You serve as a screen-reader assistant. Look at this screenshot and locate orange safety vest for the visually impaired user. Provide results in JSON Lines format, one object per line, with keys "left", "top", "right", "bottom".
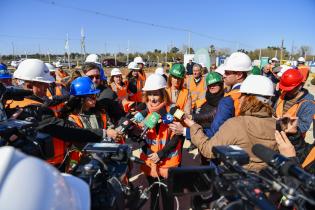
{"left": 111, "top": 81, "right": 129, "bottom": 101}
{"left": 298, "top": 65, "right": 310, "bottom": 82}
{"left": 186, "top": 76, "right": 207, "bottom": 109}
{"left": 224, "top": 88, "right": 241, "bottom": 116}
{"left": 129, "top": 77, "right": 145, "bottom": 103}
{"left": 302, "top": 146, "right": 315, "bottom": 169}
{"left": 56, "top": 69, "right": 68, "bottom": 81}
{"left": 46, "top": 83, "right": 65, "bottom": 117}
{"left": 166, "top": 88, "right": 189, "bottom": 110}
{"left": 6, "top": 98, "right": 67, "bottom": 166}
{"left": 275, "top": 94, "right": 309, "bottom": 118}
{"left": 140, "top": 110, "right": 181, "bottom": 178}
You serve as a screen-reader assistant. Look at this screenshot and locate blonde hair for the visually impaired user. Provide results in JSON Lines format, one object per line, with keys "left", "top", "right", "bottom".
{"left": 239, "top": 94, "right": 273, "bottom": 116}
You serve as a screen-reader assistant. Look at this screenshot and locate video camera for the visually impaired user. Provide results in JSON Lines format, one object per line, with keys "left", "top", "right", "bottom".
{"left": 0, "top": 119, "right": 54, "bottom": 160}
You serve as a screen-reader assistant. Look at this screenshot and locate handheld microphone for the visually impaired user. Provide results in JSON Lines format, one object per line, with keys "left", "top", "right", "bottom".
{"left": 162, "top": 113, "right": 174, "bottom": 124}
{"left": 252, "top": 144, "right": 315, "bottom": 188}
{"left": 140, "top": 112, "right": 161, "bottom": 138}
{"left": 169, "top": 106, "right": 185, "bottom": 121}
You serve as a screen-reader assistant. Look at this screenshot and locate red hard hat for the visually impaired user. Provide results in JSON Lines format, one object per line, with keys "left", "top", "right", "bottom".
{"left": 279, "top": 69, "right": 303, "bottom": 91}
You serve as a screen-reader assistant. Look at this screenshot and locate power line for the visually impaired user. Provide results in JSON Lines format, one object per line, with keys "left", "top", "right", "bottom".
{"left": 35, "top": 0, "right": 254, "bottom": 49}
{"left": 0, "top": 33, "right": 79, "bottom": 41}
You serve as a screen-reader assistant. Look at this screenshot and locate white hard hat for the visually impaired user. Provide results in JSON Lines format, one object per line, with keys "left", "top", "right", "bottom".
{"left": 224, "top": 52, "right": 252, "bottom": 72}
{"left": 13, "top": 59, "right": 55, "bottom": 83}
{"left": 128, "top": 61, "right": 140, "bottom": 70}
{"left": 45, "top": 63, "right": 56, "bottom": 72}
{"left": 240, "top": 75, "right": 274, "bottom": 97}
{"left": 0, "top": 146, "right": 90, "bottom": 210}
{"left": 142, "top": 73, "right": 167, "bottom": 91}
{"left": 85, "top": 54, "right": 100, "bottom": 64}
{"left": 134, "top": 56, "right": 145, "bottom": 65}
{"left": 55, "top": 61, "right": 63, "bottom": 68}
{"left": 155, "top": 67, "right": 164, "bottom": 75}
{"left": 215, "top": 64, "right": 225, "bottom": 76}
{"left": 277, "top": 65, "right": 291, "bottom": 77}
{"left": 297, "top": 57, "right": 305, "bottom": 63}
{"left": 271, "top": 57, "right": 279, "bottom": 62}
{"left": 111, "top": 68, "right": 122, "bottom": 76}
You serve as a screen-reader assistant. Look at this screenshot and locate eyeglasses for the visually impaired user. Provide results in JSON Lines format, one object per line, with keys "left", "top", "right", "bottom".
{"left": 88, "top": 75, "right": 100, "bottom": 80}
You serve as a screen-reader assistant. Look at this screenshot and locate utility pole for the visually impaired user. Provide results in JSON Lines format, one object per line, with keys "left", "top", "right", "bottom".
{"left": 280, "top": 38, "right": 284, "bottom": 62}
{"left": 259, "top": 48, "right": 262, "bottom": 60}
{"left": 80, "top": 27, "right": 86, "bottom": 63}
{"left": 39, "top": 44, "right": 41, "bottom": 60}
{"left": 126, "top": 40, "right": 130, "bottom": 64}
{"left": 165, "top": 45, "right": 168, "bottom": 62}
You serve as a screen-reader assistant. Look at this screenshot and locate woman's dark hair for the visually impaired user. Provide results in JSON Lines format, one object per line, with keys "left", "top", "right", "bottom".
{"left": 59, "top": 96, "right": 85, "bottom": 119}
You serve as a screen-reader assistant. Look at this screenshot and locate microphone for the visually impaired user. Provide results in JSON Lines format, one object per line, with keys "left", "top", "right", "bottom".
{"left": 140, "top": 112, "right": 161, "bottom": 139}
{"left": 169, "top": 106, "right": 185, "bottom": 121}
{"left": 162, "top": 113, "right": 174, "bottom": 124}
{"left": 252, "top": 144, "right": 315, "bottom": 188}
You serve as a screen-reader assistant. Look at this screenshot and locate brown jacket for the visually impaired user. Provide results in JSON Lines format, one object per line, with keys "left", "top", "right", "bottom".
{"left": 190, "top": 108, "right": 277, "bottom": 172}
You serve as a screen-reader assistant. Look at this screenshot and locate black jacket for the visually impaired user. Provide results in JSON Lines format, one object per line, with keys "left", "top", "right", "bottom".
{"left": 186, "top": 62, "right": 195, "bottom": 75}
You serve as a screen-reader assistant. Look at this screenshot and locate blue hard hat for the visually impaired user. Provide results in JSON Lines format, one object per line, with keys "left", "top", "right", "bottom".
{"left": 0, "top": 64, "right": 12, "bottom": 79}
{"left": 97, "top": 64, "right": 107, "bottom": 81}
{"left": 70, "top": 76, "right": 100, "bottom": 96}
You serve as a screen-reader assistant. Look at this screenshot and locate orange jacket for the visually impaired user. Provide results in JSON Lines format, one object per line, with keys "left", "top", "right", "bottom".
{"left": 129, "top": 77, "right": 145, "bottom": 103}
{"left": 166, "top": 88, "right": 189, "bottom": 110}
{"left": 46, "top": 83, "right": 65, "bottom": 117}
{"left": 6, "top": 98, "right": 67, "bottom": 166}
{"left": 186, "top": 76, "right": 207, "bottom": 109}
{"left": 224, "top": 88, "right": 241, "bottom": 116}
{"left": 302, "top": 146, "right": 315, "bottom": 169}
{"left": 140, "top": 111, "right": 181, "bottom": 178}
{"left": 110, "top": 81, "right": 129, "bottom": 101}
{"left": 298, "top": 65, "right": 310, "bottom": 83}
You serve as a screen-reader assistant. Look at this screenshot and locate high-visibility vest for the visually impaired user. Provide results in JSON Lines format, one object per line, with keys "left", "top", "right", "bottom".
{"left": 166, "top": 88, "right": 189, "bottom": 110}
{"left": 186, "top": 76, "right": 207, "bottom": 109}
{"left": 302, "top": 146, "right": 315, "bottom": 169}
{"left": 69, "top": 113, "right": 107, "bottom": 129}
{"left": 275, "top": 94, "right": 310, "bottom": 118}
{"left": 129, "top": 77, "right": 145, "bottom": 103}
{"left": 110, "top": 81, "right": 128, "bottom": 101}
{"left": 298, "top": 65, "right": 310, "bottom": 82}
{"left": 224, "top": 88, "right": 241, "bottom": 116}
{"left": 140, "top": 110, "right": 181, "bottom": 178}
{"left": 46, "top": 83, "right": 65, "bottom": 117}
{"left": 56, "top": 69, "right": 68, "bottom": 81}
{"left": 6, "top": 98, "right": 67, "bottom": 166}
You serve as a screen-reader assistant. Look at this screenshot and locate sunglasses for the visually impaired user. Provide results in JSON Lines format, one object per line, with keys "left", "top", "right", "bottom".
{"left": 88, "top": 75, "right": 100, "bottom": 80}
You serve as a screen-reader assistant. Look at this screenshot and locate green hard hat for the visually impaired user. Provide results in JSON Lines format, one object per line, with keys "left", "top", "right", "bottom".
{"left": 169, "top": 64, "right": 185, "bottom": 79}
{"left": 251, "top": 66, "right": 261, "bottom": 75}
{"left": 206, "top": 72, "right": 222, "bottom": 86}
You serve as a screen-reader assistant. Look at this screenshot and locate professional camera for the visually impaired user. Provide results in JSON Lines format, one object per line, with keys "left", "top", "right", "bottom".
{"left": 0, "top": 119, "right": 54, "bottom": 160}
{"left": 71, "top": 142, "right": 148, "bottom": 210}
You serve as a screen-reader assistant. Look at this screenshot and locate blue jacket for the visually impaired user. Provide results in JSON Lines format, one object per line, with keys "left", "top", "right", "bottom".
{"left": 186, "top": 95, "right": 235, "bottom": 139}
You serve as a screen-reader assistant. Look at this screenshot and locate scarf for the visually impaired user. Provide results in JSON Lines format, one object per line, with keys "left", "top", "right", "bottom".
{"left": 205, "top": 88, "right": 224, "bottom": 107}
{"left": 146, "top": 101, "right": 166, "bottom": 113}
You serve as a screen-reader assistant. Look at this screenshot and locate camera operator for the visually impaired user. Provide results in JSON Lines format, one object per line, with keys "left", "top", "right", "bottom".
{"left": 4, "top": 59, "right": 105, "bottom": 166}
{"left": 181, "top": 75, "right": 278, "bottom": 172}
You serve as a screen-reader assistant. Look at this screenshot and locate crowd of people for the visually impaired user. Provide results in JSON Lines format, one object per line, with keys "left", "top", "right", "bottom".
{"left": 0, "top": 51, "right": 314, "bottom": 209}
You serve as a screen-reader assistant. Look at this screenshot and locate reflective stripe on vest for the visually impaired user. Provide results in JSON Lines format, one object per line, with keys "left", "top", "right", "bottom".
{"left": 69, "top": 113, "right": 107, "bottom": 129}
{"left": 224, "top": 88, "right": 241, "bottom": 116}
{"left": 140, "top": 116, "right": 181, "bottom": 171}
{"left": 6, "top": 98, "right": 66, "bottom": 165}
{"left": 187, "top": 76, "right": 207, "bottom": 109}
{"left": 166, "top": 88, "right": 189, "bottom": 110}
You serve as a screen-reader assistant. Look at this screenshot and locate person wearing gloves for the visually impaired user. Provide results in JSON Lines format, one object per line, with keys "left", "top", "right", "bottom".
{"left": 181, "top": 75, "right": 278, "bottom": 172}
{"left": 127, "top": 61, "right": 145, "bottom": 103}
{"left": 139, "top": 73, "right": 182, "bottom": 210}
{"left": 109, "top": 68, "right": 128, "bottom": 101}
{"left": 166, "top": 64, "right": 191, "bottom": 115}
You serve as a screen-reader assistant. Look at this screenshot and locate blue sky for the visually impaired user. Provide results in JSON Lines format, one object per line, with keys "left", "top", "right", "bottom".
{"left": 1, "top": 0, "right": 314, "bottom": 55}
